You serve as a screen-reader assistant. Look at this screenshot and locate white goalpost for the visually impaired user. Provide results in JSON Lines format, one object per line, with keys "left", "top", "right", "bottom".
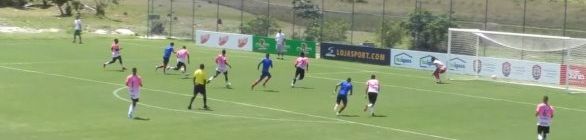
{"left": 447, "top": 28, "right": 586, "bottom": 92}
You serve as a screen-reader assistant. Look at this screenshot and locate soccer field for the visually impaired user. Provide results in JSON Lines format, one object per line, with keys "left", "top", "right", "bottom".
{"left": 1, "top": 36, "right": 585, "bottom": 140}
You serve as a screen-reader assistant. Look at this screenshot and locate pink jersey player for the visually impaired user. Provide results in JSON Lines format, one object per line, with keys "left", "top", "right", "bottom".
{"left": 295, "top": 57, "right": 309, "bottom": 70}
{"left": 125, "top": 72, "right": 143, "bottom": 99}
{"left": 535, "top": 96, "right": 554, "bottom": 140}
{"left": 364, "top": 75, "right": 380, "bottom": 116}
{"left": 125, "top": 68, "right": 142, "bottom": 119}
{"left": 536, "top": 102, "right": 554, "bottom": 126}
{"left": 366, "top": 79, "right": 380, "bottom": 93}
{"left": 215, "top": 54, "right": 228, "bottom": 72}
{"left": 177, "top": 48, "right": 189, "bottom": 63}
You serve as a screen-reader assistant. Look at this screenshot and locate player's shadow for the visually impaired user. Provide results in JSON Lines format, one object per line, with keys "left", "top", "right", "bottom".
{"left": 164, "top": 73, "right": 181, "bottom": 75}
{"left": 436, "top": 82, "right": 450, "bottom": 84}
{"left": 371, "top": 114, "right": 387, "bottom": 117}
{"left": 196, "top": 108, "right": 214, "bottom": 111}
{"left": 133, "top": 116, "right": 150, "bottom": 121}
{"left": 261, "top": 89, "right": 279, "bottom": 93}
{"left": 294, "top": 86, "right": 314, "bottom": 89}
{"left": 337, "top": 114, "right": 360, "bottom": 117}
{"left": 105, "top": 69, "right": 125, "bottom": 72}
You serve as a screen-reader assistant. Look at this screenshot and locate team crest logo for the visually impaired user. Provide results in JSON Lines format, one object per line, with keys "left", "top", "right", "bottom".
{"left": 473, "top": 59, "right": 482, "bottom": 74}
{"left": 502, "top": 62, "right": 511, "bottom": 77}
{"left": 218, "top": 35, "right": 229, "bottom": 46}
{"left": 393, "top": 53, "right": 412, "bottom": 65}
{"left": 200, "top": 34, "right": 210, "bottom": 44}
{"left": 238, "top": 37, "right": 248, "bottom": 48}
{"left": 532, "top": 65, "right": 542, "bottom": 80}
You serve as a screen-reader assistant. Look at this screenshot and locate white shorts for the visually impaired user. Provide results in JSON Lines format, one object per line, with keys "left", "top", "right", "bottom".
{"left": 216, "top": 67, "right": 228, "bottom": 73}
{"left": 128, "top": 89, "right": 140, "bottom": 99}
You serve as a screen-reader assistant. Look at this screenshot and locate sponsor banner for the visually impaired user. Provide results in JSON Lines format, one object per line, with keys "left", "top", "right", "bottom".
{"left": 390, "top": 49, "right": 449, "bottom": 70}
{"left": 195, "top": 30, "right": 253, "bottom": 51}
{"left": 477, "top": 57, "right": 561, "bottom": 85}
{"left": 252, "top": 36, "right": 317, "bottom": 58}
{"left": 390, "top": 49, "right": 561, "bottom": 85}
{"left": 560, "top": 65, "right": 586, "bottom": 87}
{"left": 320, "top": 43, "right": 390, "bottom": 65}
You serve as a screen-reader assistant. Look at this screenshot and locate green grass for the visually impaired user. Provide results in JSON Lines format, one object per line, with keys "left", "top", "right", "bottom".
{"left": 1, "top": 35, "right": 586, "bottom": 140}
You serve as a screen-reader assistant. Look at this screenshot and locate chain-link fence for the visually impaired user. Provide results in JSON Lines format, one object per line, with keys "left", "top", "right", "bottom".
{"left": 147, "top": 0, "right": 586, "bottom": 48}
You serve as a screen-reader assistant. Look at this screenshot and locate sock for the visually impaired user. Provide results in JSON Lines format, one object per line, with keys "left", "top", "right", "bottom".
{"left": 292, "top": 78, "right": 297, "bottom": 85}
{"left": 538, "top": 134, "right": 543, "bottom": 140}
{"left": 334, "top": 104, "right": 338, "bottom": 111}
{"left": 128, "top": 104, "right": 134, "bottom": 117}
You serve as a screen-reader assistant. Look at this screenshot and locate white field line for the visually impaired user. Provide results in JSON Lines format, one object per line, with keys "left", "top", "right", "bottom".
{"left": 0, "top": 65, "right": 457, "bottom": 140}
{"left": 307, "top": 75, "right": 586, "bottom": 113}
{"left": 112, "top": 87, "right": 343, "bottom": 124}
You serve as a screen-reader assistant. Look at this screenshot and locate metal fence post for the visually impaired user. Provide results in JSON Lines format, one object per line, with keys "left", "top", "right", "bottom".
{"left": 146, "top": 0, "right": 150, "bottom": 38}
{"left": 448, "top": 0, "right": 452, "bottom": 28}
{"left": 320, "top": 0, "right": 324, "bottom": 43}
{"left": 350, "top": 0, "right": 355, "bottom": 44}
{"left": 563, "top": 0, "right": 567, "bottom": 36}
{"left": 521, "top": 0, "right": 527, "bottom": 60}
{"left": 293, "top": 8, "right": 296, "bottom": 39}
{"left": 267, "top": 0, "right": 271, "bottom": 36}
{"left": 169, "top": 0, "right": 173, "bottom": 38}
{"left": 241, "top": 0, "right": 244, "bottom": 33}
{"left": 216, "top": 0, "right": 219, "bottom": 32}
{"left": 192, "top": 0, "right": 195, "bottom": 41}
{"left": 381, "top": 0, "right": 386, "bottom": 48}
{"left": 484, "top": 0, "right": 488, "bottom": 30}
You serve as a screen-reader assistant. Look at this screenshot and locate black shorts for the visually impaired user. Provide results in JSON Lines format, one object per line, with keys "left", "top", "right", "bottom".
{"left": 336, "top": 94, "right": 348, "bottom": 105}
{"left": 74, "top": 30, "right": 81, "bottom": 35}
{"left": 109, "top": 56, "right": 122, "bottom": 64}
{"left": 131, "top": 98, "right": 139, "bottom": 102}
{"left": 538, "top": 125, "right": 550, "bottom": 134}
{"left": 260, "top": 71, "right": 271, "bottom": 79}
{"left": 295, "top": 67, "right": 305, "bottom": 80}
{"left": 368, "top": 92, "right": 378, "bottom": 105}
{"left": 163, "top": 57, "right": 170, "bottom": 65}
{"left": 176, "top": 62, "right": 186, "bottom": 69}
{"left": 193, "top": 84, "right": 206, "bottom": 95}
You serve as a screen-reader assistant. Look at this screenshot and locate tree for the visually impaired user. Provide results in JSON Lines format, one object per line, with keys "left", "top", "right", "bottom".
{"left": 94, "top": 0, "right": 118, "bottom": 16}
{"left": 51, "top": 0, "right": 70, "bottom": 16}
{"left": 241, "top": 16, "right": 280, "bottom": 36}
{"left": 377, "top": 21, "right": 405, "bottom": 48}
{"left": 292, "top": 0, "right": 320, "bottom": 19}
{"left": 292, "top": 0, "right": 322, "bottom": 41}
{"left": 402, "top": 11, "right": 456, "bottom": 52}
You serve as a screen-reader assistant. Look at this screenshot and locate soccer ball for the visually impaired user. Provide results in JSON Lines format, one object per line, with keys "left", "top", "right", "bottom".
{"left": 491, "top": 75, "right": 497, "bottom": 80}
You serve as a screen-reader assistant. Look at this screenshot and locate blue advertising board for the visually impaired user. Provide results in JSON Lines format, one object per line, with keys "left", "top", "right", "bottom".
{"left": 320, "top": 43, "right": 391, "bottom": 65}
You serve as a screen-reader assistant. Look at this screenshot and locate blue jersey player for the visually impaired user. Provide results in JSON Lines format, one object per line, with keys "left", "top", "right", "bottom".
{"left": 251, "top": 53, "right": 273, "bottom": 90}
{"left": 333, "top": 78, "right": 353, "bottom": 116}
{"left": 155, "top": 42, "right": 175, "bottom": 74}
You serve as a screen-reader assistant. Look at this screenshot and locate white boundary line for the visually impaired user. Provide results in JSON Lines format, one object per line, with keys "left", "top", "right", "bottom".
{"left": 0, "top": 65, "right": 458, "bottom": 140}
{"left": 112, "top": 87, "right": 343, "bottom": 124}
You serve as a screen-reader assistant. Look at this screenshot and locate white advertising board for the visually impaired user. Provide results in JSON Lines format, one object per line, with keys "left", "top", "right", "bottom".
{"left": 195, "top": 30, "right": 253, "bottom": 51}
{"left": 390, "top": 49, "right": 449, "bottom": 71}
{"left": 390, "top": 49, "right": 561, "bottom": 85}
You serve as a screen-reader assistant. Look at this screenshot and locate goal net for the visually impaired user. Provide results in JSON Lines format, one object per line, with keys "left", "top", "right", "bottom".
{"left": 447, "top": 28, "right": 586, "bottom": 92}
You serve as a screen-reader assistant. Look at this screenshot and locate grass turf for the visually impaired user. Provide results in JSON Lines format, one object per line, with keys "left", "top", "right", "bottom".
{"left": 0, "top": 35, "right": 585, "bottom": 140}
